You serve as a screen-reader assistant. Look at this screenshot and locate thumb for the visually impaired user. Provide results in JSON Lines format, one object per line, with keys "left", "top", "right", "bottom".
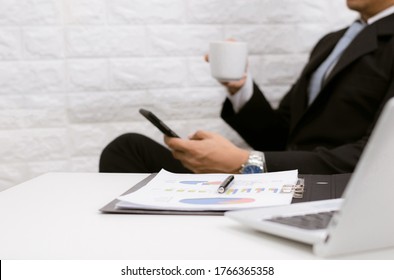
{"left": 189, "top": 130, "right": 212, "bottom": 140}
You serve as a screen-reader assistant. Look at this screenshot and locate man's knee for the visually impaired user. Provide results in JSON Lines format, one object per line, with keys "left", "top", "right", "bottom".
{"left": 99, "top": 133, "right": 146, "bottom": 171}
{"left": 104, "top": 133, "right": 148, "bottom": 150}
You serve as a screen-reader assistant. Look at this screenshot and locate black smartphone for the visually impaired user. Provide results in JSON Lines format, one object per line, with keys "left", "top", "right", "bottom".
{"left": 139, "top": 109, "right": 180, "bottom": 138}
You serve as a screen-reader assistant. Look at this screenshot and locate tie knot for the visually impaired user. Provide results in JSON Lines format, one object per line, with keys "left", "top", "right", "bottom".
{"left": 344, "top": 20, "right": 366, "bottom": 39}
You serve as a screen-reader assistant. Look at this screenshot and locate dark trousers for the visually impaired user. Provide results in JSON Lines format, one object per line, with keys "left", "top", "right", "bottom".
{"left": 99, "top": 133, "right": 191, "bottom": 173}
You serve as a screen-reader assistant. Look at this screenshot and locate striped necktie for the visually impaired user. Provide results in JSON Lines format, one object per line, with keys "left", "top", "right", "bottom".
{"left": 308, "top": 21, "right": 366, "bottom": 105}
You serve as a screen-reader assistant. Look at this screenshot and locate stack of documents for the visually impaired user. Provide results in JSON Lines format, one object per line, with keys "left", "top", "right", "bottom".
{"left": 116, "top": 169, "right": 298, "bottom": 212}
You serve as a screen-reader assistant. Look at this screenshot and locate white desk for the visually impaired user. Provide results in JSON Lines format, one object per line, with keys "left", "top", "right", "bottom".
{"left": 0, "top": 172, "right": 393, "bottom": 260}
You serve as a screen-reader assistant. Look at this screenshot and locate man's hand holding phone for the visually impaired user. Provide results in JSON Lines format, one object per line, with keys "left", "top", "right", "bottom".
{"left": 165, "top": 130, "right": 248, "bottom": 174}
{"left": 139, "top": 108, "right": 248, "bottom": 173}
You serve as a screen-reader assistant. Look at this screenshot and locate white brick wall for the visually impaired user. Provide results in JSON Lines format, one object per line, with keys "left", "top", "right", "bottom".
{"left": 0, "top": 0, "right": 356, "bottom": 191}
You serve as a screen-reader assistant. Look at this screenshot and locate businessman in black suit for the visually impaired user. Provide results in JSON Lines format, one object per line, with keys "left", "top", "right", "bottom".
{"left": 99, "top": 0, "right": 394, "bottom": 175}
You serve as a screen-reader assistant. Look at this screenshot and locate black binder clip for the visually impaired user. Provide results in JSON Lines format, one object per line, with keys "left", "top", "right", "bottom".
{"left": 280, "top": 178, "right": 304, "bottom": 198}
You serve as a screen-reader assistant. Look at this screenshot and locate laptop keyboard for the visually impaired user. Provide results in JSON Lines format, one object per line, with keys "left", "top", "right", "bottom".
{"left": 266, "top": 211, "right": 337, "bottom": 230}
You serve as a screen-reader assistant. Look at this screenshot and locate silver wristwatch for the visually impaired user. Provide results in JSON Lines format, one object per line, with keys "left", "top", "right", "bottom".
{"left": 240, "top": 151, "right": 267, "bottom": 174}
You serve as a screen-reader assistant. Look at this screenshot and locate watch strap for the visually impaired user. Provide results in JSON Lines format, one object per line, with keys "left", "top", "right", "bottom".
{"left": 240, "top": 151, "right": 267, "bottom": 173}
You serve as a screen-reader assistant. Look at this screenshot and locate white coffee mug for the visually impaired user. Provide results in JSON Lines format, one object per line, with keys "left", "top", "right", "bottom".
{"left": 209, "top": 41, "right": 248, "bottom": 81}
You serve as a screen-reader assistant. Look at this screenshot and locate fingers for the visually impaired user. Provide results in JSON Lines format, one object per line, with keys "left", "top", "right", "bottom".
{"left": 165, "top": 136, "right": 188, "bottom": 151}
{"left": 171, "top": 147, "right": 200, "bottom": 172}
{"left": 172, "top": 150, "right": 204, "bottom": 173}
{"left": 166, "top": 131, "right": 211, "bottom": 151}
{"left": 222, "top": 75, "right": 247, "bottom": 95}
{"left": 171, "top": 149, "right": 187, "bottom": 161}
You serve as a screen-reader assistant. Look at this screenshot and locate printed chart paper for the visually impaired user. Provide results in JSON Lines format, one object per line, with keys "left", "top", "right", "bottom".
{"left": 116, "top": 169, "right": 298, "bottom": 211}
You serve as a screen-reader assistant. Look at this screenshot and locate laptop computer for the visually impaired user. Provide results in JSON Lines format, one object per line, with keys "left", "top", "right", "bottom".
{"left": 226, "top": 97, "right": 394, "bottom": 257}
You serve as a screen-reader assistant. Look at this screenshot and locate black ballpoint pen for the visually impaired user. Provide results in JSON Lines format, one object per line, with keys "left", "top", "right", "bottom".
{"left": 217, "top": 175, "right": 235, "bottom": 194}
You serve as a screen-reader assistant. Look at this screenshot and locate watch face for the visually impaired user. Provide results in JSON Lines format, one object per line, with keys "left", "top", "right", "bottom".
{"left": 241, "top": 165, "right": 263, "bottom": 174}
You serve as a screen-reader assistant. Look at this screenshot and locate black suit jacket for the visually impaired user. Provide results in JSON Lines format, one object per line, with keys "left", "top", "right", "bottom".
{"left": 222, "top": 14, "right": 394, "bottom": 174}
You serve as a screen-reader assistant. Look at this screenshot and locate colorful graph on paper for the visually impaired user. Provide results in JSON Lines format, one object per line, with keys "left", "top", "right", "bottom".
{"left": 117, "top": 169, "right": 298, "bottom": 211}
{"left": 162, "top": 186, "right": 280, "bottom": 195}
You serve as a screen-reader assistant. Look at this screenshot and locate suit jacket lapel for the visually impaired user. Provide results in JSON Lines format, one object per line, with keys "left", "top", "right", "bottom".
{"left": 322, "top": 13, "right": 394, "bottom": 89}
{"left": 290, "top": 13, "right": 394, "bottom": 134}
{"left": 301, "top": 31, "right": 344, "bottom": 78}
{"left": 322, "top": 25, "right": 378, "bottom": 88}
